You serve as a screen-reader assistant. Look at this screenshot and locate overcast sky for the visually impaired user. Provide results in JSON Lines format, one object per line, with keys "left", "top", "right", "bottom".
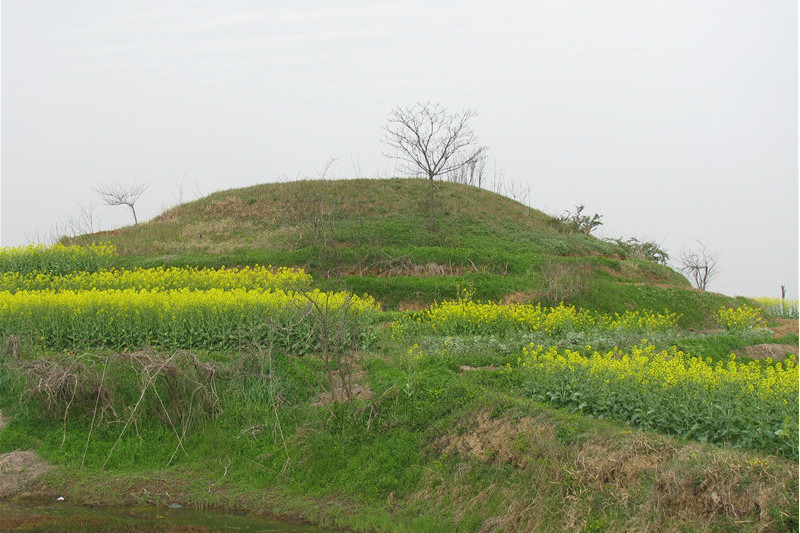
{"left": 2, "top": 0, "right": 797, "bottom": 298}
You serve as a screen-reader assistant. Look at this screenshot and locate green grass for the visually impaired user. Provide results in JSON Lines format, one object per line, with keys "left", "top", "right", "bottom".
{"left": 2, "top": 318, "right": 797, "bottom": 532}
{"left": 2, "top": 179, "right": 795, "bottom": 531}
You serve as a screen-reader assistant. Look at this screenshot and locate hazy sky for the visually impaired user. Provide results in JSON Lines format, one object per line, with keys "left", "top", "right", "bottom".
{"left": 2, "top": 0, "right": 797, "bottom": 298}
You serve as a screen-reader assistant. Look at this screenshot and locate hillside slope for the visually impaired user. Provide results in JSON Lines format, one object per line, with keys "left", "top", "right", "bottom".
{"left": 70, "top": 178, "right": 747, "bottom": 325}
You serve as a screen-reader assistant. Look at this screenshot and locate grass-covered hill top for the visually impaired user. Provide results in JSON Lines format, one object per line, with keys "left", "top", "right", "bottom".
{"left": 72, "top": 178, "right": 746, "bottom": 325}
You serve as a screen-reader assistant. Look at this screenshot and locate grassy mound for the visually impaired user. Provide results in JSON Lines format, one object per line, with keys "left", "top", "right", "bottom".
{"left": 1, "top": 241, "right": 796, "bottom": 532}
{"left": 67, "top": 178, "right": 746, "bottom": 326}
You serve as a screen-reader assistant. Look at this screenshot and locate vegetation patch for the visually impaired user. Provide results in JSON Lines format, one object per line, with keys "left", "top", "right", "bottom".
{"left": 520, "top": 343, "right": 798, "bottom": 457}
{"left": 2, "top": 187, "right": 797, "bottom": 532}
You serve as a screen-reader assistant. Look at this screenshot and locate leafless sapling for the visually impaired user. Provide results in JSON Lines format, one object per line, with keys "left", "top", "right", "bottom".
{"left": 382, "top": 102, "right": 486, "bottom": 233}
{"left": 94, "top": 182, "right": 148, "bottom": 225}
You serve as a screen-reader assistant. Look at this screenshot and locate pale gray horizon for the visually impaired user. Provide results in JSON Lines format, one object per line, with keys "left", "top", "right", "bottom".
{"left": 2, "top": 0, "right": 797, "bottom": 299}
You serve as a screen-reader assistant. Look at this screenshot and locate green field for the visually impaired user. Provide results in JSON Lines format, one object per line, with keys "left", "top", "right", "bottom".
{"left": 1, "top": 180, "right": 797, "bottom": 533}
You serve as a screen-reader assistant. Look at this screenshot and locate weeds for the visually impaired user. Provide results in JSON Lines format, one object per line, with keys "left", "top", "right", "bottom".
{"left": 7, "top": 349, "right": 221, "bottom": 468}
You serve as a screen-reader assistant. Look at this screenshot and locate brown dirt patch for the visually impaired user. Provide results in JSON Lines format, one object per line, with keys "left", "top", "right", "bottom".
{"left": 337, "top": 261, "right": 468, "bottom": 278}
{"left": 458, "top": 365, "right": 501, "bottom": 373}
{"left": 313, "top": 370, "right": 373, "bottom": 406}
{"left": 0, "top": 451, "right": 52, "bottom": 499}
{"left": 736, "top": 343, "right": 798, "bottom": 361}
{"left": 398, "top": 301, "right": 426, "bottom": 312}
{"left": 771, "top": 318, "right": 798, "bottom": 338}
{"left": 439, "top": 412, "right": 560, "bottom": 468}
{"left": 501, "top": 291, "right": 537, "bottom": 305}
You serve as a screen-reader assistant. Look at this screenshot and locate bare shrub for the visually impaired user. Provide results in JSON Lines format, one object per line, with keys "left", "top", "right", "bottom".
{"left": 286, "top": 180, "right": 343, "bottom": 272}
{"left": 303, "top": 293, "right": 364, "bottom": 408}
{"left": 62, "top": 203, "right": 99, "bottom": 239}
{"left": 446, "top": 149, "right": 488, "bottom": 188}
{"left": 677, "top": 240, "right": 719, "bottom": 291}
{"left": 18, "top": 354, "right": 108, "bottom": 419}
{"left": 539, "top": 262, "right": 591, "bottom": 305}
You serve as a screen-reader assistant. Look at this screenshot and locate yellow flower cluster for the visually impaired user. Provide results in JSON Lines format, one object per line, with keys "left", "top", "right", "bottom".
{"left": 0, "top": 243, "right": 117, "bottom": 274}
{"left": 522, "top": 343, "right": 797, "bottom": 402}
{"left": 0, "top": 286, "right": 377, "bottom": 350}
{"left": 752, "top": 297, "right": 799, "bottom": 319}
{"left": 714, "top": 305, "right": 767, "bottom": 332}
{"left": 394, "top": 299, "right": 678, "bottom": 338}
{"left": 0, "top": 265, "right": 311, "bottom": 293}
{"left": 0, "top": 260, "right": 378, "bottom": 351}
{"left": 520, "top": 343, "right": 798, "bottom": 456}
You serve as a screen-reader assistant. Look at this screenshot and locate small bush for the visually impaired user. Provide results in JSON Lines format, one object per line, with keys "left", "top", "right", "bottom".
{"left": 558, "top": 205, "right": 603, "bottom": 235}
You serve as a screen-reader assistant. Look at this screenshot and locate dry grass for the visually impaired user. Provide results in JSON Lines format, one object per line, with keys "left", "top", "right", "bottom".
{"left": 735, "top": 343, "right": 799, "bottom": 361}
{"left": 638, "top": 445, "right": 798, "bottom": 532}
{"left": 420, "top": 411, "right": 798, "bottom": 532}
{"left": 9, "top": 350, "right": 222, "bottom": 469}
{"left": 539, "top": 261, "right": 592, "bottom": 305}
{"left": 336, "top": 260, "right": 471, "bottom": 278}
{"left": 0, "top": 451, "right": 52, "bottom": 498}
{"left": 439, "top": 412, "right": 561, "bottom": 469}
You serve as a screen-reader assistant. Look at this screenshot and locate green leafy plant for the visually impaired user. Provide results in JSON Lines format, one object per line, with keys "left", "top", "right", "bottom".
{"left": 558, "top": 205, "right": 603, "bottom": 235}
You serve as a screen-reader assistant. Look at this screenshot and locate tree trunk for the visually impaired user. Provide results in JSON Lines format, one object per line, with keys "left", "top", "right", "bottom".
{"left": 428, "top": 175, "right": 435, "bottom": 233}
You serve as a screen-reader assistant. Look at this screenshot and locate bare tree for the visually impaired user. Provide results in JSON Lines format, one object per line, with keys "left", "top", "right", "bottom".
{"left": 94, "top": 182, "right": 148, "bottom": 225}
{"left": 677, "top": 240, "right": 719, "bottom": 291}
{"left": 382, "top": 102, "right": 486, "bottom": 233}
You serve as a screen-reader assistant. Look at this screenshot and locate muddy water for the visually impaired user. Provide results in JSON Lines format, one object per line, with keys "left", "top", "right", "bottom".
{"left": 0, "top": 499, "right": 338, "bottom": 532}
